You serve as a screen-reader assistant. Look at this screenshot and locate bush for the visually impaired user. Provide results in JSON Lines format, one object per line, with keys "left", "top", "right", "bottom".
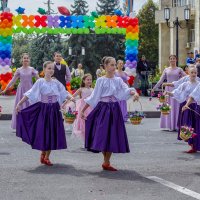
{"left": 70, "top": 77, "right": 81, "bottom": 90}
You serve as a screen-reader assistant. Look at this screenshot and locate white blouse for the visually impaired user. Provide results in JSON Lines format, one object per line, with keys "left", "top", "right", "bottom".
{"left": 190, "top": 83, "right": 200, "bottom": 105}
{"left": 85, "top": 77, "right": 136, "bottom": 108}
{"left": 172, "top": 81, "right": 199, "bottom": 103}
{"left": 24, "top": 78, "right": 70, "bottom": 105}
{"left": 172, "top": 76, "right": 200, "bottom": 89}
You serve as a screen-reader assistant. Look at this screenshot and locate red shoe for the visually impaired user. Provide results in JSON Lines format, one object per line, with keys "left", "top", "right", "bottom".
{"left": 185, "top": 149, "right": 197, "bottom": 153}
{"left": 102, "top": 163, "right": 117, "bottom": 171}
{"left": 40, "top": 153, "right": 45, "bottom": 164}
{"left": 44, "top": 158, "right": 53, "bottom": 166}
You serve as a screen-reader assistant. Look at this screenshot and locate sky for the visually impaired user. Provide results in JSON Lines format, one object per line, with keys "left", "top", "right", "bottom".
{"left": 7, "top": 0, "right": 158, "bottom": 15}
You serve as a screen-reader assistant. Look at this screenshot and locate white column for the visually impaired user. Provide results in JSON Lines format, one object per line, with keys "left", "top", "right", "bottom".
{"left": 159, "top": 23, "right": 162, "bottom": 69}
{"left": 170, "top": 22, "right": 174, "bottom": 54}
{"left": 195, "top": 0, "right": 200, "bottom": 48}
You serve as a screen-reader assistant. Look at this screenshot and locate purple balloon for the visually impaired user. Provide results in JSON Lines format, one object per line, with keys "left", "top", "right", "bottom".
{"left": 47, "top": 15, "right": 60, "bottom": 28}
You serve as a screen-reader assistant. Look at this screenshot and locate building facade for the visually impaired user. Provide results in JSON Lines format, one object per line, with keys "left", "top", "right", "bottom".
{"left": 155, "top": 0, "right": 200, "bottom": 69}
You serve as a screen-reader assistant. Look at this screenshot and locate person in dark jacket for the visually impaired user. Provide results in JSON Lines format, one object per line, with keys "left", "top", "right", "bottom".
{"left": 137, "top": 55, "right": 150, "bottom": 96}
{"left": 53, "top": 52, "right": 71, "bottom": 87}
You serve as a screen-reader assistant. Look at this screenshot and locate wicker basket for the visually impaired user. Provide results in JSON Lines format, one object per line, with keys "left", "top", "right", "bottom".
{"left": 159, "top": 97, "right": 166, "bottom": 103}
{"left": 161, "top": 110, "right": 170, "bottom": 115}
{"left": 180, "top": 131, "right": 192, "bottom": 141}
{"left": 128, "top": 100, "right": 143, "bottom": 125}
{"left": 130, "top": 118, "right": 142, "bottom": 125}
{"left": 64, "top": 116, "right": 76, "bottom": 124}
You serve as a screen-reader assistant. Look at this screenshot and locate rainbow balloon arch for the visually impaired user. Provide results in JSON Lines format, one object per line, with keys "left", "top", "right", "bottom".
{"left": 0, "top": 12, "right": 139, "bottom": 90}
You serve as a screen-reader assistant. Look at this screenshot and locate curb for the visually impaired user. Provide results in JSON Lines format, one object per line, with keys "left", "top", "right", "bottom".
{"left": 0, "top": 111, "right": 161, "bottom": 120}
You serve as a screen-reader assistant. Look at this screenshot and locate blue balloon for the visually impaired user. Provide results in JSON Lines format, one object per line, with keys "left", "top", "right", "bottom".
{"left": 15, "top": 7, "right": 25, "bottom": 14}
{"left": 114, "top": 10, "right": 123, "bottom": 16}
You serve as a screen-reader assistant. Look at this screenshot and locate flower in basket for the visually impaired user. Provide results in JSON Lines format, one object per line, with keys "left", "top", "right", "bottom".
{"left": 129, "top": 111, "right": 145, "bottom": 120}
{"left": 180, "top": 126, "right": 195, "bottom": 141}
{"left": 63, "top": 107, "right": 78, "bottom": 119}
{"left": 157, "top": 92, "right": 165, "bottom": 100}
{"left": 156, "top": 103, "right": 171, "bottom": 112}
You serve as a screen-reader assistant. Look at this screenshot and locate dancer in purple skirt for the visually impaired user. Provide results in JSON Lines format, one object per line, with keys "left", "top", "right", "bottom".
{"left": 0, "top": 53, "right": 39, "bottom": 129}
{"left": 16, "top": 61, "right": 74, "bottom": 166}
{"left": 81, "top": 57, "right": 139, "bottom": 171}
{"left": 115, "top": 60, "right": 129, "bottom": 122}
{"left": 152, "top": 55, "right": 186, "bottom": 131}
{"left": 182, "top": 81, "right": 200, "bottom": 153}
{"left": 165, "top": 66, "right": 199, "bottom": 152}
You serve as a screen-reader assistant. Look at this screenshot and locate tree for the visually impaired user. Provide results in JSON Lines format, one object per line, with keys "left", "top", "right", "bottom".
{"left": 12, "top": 34, "right": 32, "bottom": 68}
{"left": 67, "top": 0, "right": 100, "bottom": 76}
{"left": 95, "top": 0, "right": 125, "bottom": 61}
{"left": 96, "top": 0, "right": 120, "bottom": 15}
{"left": 137, "top": 0, "right": 159, "bottom": 64}
{"left": 70, "top": 0, "right": 89, "bottom": 15}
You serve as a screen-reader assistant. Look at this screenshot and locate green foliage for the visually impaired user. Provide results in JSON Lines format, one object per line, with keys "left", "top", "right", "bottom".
{"left": 137, "top": 0, "right": 159, "bottom": 64}
{"left": 70, "top": 0, "right": 89, "bottom": 15}
{"left": 95, "top": 0, "right": 125, "bottom": 63}
{"left": 96, "top": 0, "right": 120, "bottom": 15}
{"left": 149, "top": 65, "right": 161, "bottom": 83}
{"left": 70, "top": 77, "right": 82, "bottom": 89}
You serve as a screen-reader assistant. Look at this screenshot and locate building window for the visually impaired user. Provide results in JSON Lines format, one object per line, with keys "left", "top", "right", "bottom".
{"left": 190, "top": 29, "right": 195, "bottom": 43}
{"left": 173, "top": 0, "right": 195, "bottom": 7}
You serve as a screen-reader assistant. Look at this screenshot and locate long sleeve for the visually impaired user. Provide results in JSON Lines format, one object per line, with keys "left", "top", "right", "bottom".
{"left": 190, "top": 84, "right": 200, "bottom": 105}
{"left": 24, "top": 79, "right": 42, "bottom": 104}
{"left": 153, "top": 69, "right": 166, "bottom": 90}
{"left": 180, "top": 68, "right": 186, "bottom": 77}
{"left": 57, "top": 80, "right": 71, "bottom": 104}
{"left": 84, "top": 79, "right": 102, "bottom": 108}
{"left": 172, "top": 76, "right": 189, "bottom": 89}
{"left": 172, "top": 83, "right": 187, "bottom": 103}
{"left": 65, "top": 66, "right": 71, "bottom": 83}
{"left": 116, "top": 78, "right": 136, "bottom": 101}
{"left": 6, "top": 69, "right": 20, "bottom": 89}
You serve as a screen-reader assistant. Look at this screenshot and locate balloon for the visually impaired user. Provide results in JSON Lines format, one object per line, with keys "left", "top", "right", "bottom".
{"left": 58, "top": 6, "right": 70, "bottom": 16}
{"left": 106, "top": 15, "right": 118, "bottom": 28}
{"left": 12, "top": 15, "right": 22, "bottom": 27}
{"left": 15, "top": 7, "right": 25, "bottom": 14}
{"left": 37, "top": 8, "right": 47, "bottom": 15}
{"left": 71, "top": 16, "right": 84, "bottom": 28}
{"left": 114, "top": 10, "right": 123, "bottom": 16}
{"left": 91, "top": 11, "right": 98, "bottom": 18}
{"left": 95, "top": 16, "right": 106, "bottom": 28}
{"left": 59, "top": 16, "right": 71, "bottom": 28}
{"left": 22, "top": 15, "right": 35, "bottom": 27}
{"left": 117, "top": 16, "right": 128, "bottom": 28}
{"left": 47, "top": 15, "right": 59, "bottom": 28}
{"left": 83, "top": 16, "right": 95, "bottom": 28}
{"left": 35, "top": 15, "right": 47, "bottom": 27}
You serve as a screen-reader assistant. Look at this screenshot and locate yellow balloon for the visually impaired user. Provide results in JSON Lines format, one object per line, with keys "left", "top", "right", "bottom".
{"left": 61, "top": 59, "right": 68, "bottom": 66}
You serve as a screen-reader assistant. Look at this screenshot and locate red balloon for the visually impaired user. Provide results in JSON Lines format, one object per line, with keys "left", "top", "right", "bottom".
{"left": 58, "top": 6, "right": 70, "bottom": 16}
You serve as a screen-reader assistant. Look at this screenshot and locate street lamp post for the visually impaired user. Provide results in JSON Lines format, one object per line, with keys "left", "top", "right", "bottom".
{"left": 68, "top": 47, "right": 86, "bottom": 67}
{"left": 164, "top": 6, "right": 190, "bottom": 66}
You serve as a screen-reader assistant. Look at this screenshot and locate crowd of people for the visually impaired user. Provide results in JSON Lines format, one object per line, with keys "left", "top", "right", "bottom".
{"left": 2, "top": 51, "right": 200, "bottom": 170}
{"left": 0, "top": 53, "right": 139, "bottom": 171}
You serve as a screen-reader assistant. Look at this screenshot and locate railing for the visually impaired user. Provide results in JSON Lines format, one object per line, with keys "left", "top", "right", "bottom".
{"left": 173, "top": 0, "right": 195, "bottom": 8}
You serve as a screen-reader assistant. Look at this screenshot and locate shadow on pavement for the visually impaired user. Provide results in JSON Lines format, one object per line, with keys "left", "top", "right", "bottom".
{"left": 25, "top": 164, "right": 155, "bottom": 183}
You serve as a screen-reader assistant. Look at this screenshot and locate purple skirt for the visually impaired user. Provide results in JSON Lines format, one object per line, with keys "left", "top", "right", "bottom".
{"left": 16, "top": 102, "right": 67, "bottom": 151}
{"left": 118, "top": 100, "right": 128, "bottom": 122}
{"left": 177, "top": 102, "right": 197, "bottom": 140}
{"left": 85, "top": 101, "right": 130, "bottom": 153}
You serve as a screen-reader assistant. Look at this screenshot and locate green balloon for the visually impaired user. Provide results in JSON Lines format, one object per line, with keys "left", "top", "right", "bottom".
{"left": 37, "top": 8, "right": 47, "bottom": 15}
{"left": 84, "top": 28, "right": 89, "bottom": 34}
{"left": 40, "top": 28, "right": 47, "bottom": 34}
{"left": 72, "top": 28, "right": 78, "bottom": 34}
{"left": 91, "top": 11, "right": 98, "bottom": 18}
{"left": 77, "top": 28, "right": 83, "bottom": 34}
{"left": 95, "top": 28, "right": 100, "bottom": 34}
